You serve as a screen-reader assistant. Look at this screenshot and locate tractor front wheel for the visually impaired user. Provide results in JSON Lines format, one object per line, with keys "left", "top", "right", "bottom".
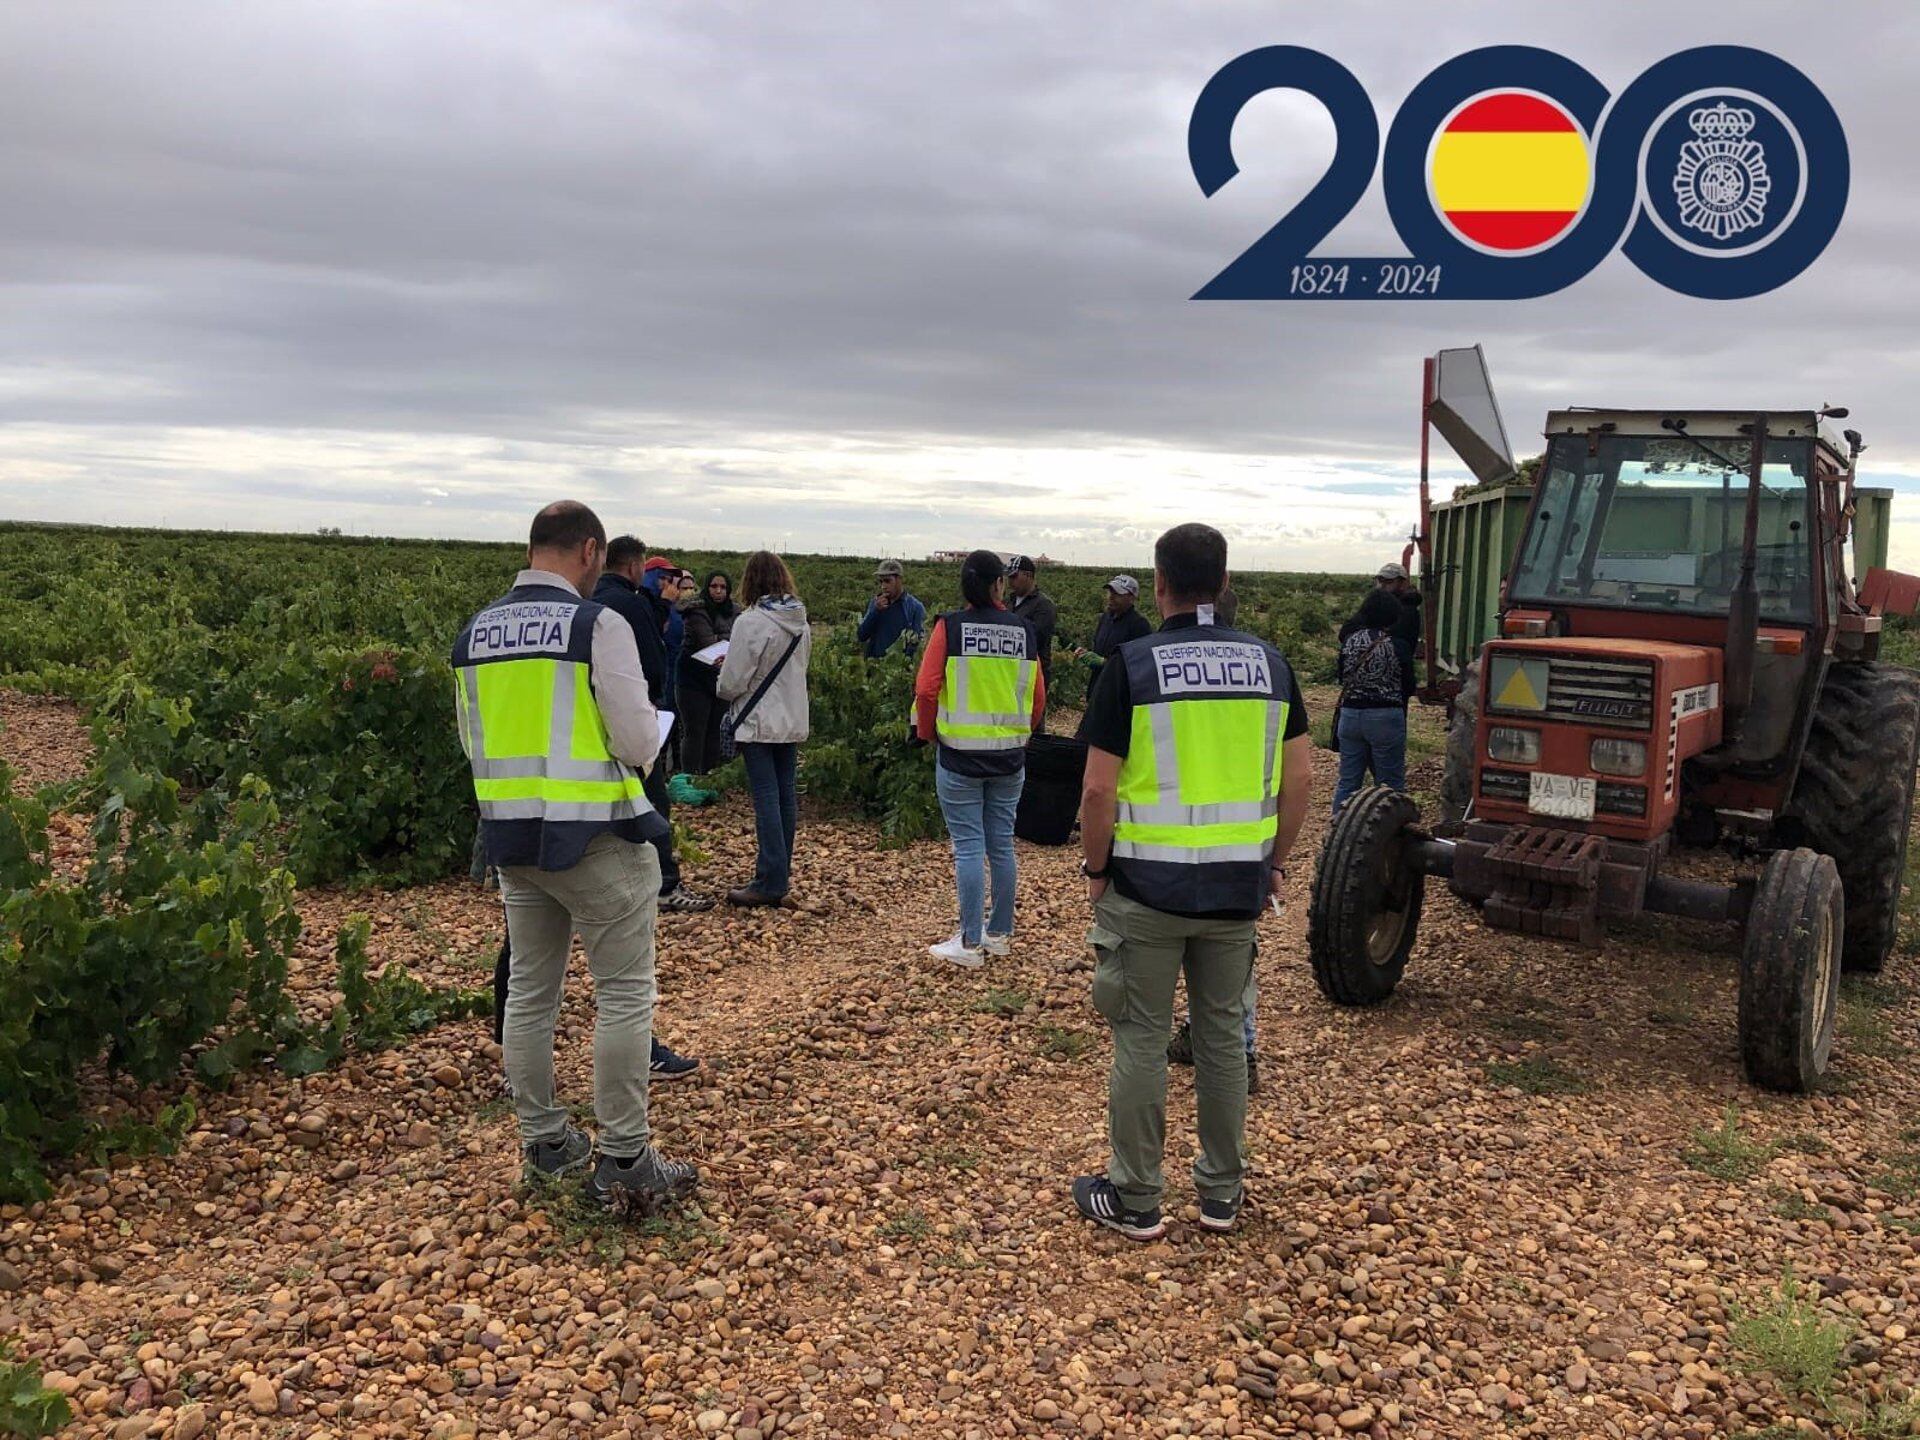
{"left": 1308, "top": 786, "right": 1426, "bottom": 1006}
{"left": 1738, "top": 847, "right": 1843, "bottom": 1094}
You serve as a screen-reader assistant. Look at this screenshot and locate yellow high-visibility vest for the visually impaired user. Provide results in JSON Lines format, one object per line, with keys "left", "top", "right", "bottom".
{"left": 1109, "top": 621, "right": 1289, "bottom": 914}
{"left": 452, "top": 582, "right": 654, "bottom": 869}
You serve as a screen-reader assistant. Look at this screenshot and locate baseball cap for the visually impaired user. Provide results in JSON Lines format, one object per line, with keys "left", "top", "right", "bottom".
{"left": 1106, "top": 574, "right": 1140, "bottom": 597}
{"left": 1005, "top": 554, "right": 1036, "bottom": 575}
{"left": 644, "top": 556, "right": 677, "bottom": 573}
{"left": 874, "top": 559, "right": 904, "bottom": 579}
{"left": 1376, "top": 562, "right": 1408, "bottom": 582}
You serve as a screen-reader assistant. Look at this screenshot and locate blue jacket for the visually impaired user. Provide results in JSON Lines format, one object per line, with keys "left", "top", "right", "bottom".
{"left": 639, "top": 571, "right": 685, "bottom": 706}
{"left": 857, "top": 592, "right": 926, "bottom": 658}
{"left": 591, "top": 572, "right": 670, "bottom": 707}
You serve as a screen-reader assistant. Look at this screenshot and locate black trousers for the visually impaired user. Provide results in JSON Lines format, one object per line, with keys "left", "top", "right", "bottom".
{"left": 643, "top": 762, "right": 681, "bottom": 894}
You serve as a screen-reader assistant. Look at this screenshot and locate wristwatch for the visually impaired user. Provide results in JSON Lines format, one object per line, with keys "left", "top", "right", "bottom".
{"left": 1080, "top": 858, "right": 1110, "bottom": 881}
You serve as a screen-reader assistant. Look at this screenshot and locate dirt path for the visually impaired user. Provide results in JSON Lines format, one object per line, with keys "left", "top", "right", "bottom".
{"left": 3, "top": 699, "right": 1918, "bottom": 1439}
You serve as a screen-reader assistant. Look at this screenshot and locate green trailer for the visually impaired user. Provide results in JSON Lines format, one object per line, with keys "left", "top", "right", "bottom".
{"left": 1420, "top": 482, "right": 1894, "bottom": 682}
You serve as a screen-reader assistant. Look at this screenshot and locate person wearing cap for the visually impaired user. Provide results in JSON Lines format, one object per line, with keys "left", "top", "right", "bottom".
{"left": 1073, "top": 575, "right": 1151, "bottom": 668}
{"left": 1375, "top": 562, "right": 1423, "bottom": 648}
{"left": 1005, "top": 555, "right": 1057, "bottom": 719}
{"left": 593, "top": 542, "right": 717, "bottom": 932}
{"left": 641, "top": 558, "right": 690, "bottom": 724}
{"left": 857, "top": 559, "right": 927, "bottom": 659}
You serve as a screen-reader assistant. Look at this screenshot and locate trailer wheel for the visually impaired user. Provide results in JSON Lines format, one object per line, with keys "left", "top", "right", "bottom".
{"left": 1782, "top": 661, "right": 1920, "bottom": 973}
{"left": 1438, "top": 662, "right": 1480, "bottom": 827}
{"left": 1739, "top": 847, "right": 1843, "bottom": 1094}
{"left": 1309, "top": 786, "right": 1425, "bottom": 1006}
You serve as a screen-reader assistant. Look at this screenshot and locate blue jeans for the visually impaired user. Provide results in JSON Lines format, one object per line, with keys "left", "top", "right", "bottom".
{"left": 1334, "top": 706, "right": 1408, "bottom": 814}
{"left": 935, "top": 764, "right": 1024, "bottom": 947}
{"left": 740, "top": 742, "right": 798, "bottom": 897}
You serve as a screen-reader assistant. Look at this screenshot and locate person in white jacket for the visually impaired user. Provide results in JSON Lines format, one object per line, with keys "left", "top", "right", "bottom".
{"left": 716, "top": 551, "right": 812, "bottom": 905}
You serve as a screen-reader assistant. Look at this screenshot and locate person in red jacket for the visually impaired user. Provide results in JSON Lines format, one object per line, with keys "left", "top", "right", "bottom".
{"left": 913, "top": 551, "right": 1047, "bottom": 967}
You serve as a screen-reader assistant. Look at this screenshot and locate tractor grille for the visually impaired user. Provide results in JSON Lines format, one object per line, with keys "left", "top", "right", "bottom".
{"left": 1543, "top": 657, "right": 1655, "bottom": 730}
{"left": 1480, "top": 768, "right": 1529, "bottom": 802}
{"left": 1595, "top": 781, "right": 1647, "bottom": 817}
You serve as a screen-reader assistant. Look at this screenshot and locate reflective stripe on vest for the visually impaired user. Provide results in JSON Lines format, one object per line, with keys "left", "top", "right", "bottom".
{"left": 935, "top": 615, "right": 1034, "bottom": 752}
{"left": 453, "top": 608, "right": 651, "bottom": 826}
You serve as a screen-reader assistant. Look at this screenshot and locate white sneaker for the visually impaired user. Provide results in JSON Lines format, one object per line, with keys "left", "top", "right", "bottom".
{"left": 983, "top": 933, "right": 1012, "bottom": 957}
{"left": 929, "top": 933, "right": 985, "bottom": 968}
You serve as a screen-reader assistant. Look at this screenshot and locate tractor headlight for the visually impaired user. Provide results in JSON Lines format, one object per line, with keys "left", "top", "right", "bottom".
{"left": 1487, "top": 726, "right": 1541, "bottom": 765}
{"left": 1590, "top": 737, "right": 1647, "bottom": 777}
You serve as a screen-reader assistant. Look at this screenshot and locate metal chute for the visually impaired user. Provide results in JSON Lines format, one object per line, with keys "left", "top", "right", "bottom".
{"left": 1428, "top": 345, "right": 1516, "bottom": 487}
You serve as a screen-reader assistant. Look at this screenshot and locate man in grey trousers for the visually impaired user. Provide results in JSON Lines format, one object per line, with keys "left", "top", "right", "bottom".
{"left": 451, "top": 500, "right": 697, "bottom": 1212}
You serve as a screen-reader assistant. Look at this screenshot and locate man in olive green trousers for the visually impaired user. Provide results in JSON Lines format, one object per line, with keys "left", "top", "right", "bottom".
{"left": 1071, "top": 523, "right": 1314, "bottom": 1241}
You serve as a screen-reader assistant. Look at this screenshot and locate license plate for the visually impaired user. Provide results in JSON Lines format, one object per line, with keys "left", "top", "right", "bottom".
{"left": 1528, "top": 772, "right": 1596, "bottom": 820}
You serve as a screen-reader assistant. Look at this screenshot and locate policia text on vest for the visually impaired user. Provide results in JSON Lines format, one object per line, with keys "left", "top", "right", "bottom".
{"left": 934, "top": 609, "right": 1040, "bottom": 773}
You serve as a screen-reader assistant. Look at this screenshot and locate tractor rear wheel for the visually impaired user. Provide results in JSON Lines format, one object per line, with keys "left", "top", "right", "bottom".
{"left": 1308, "top": 786, "right": 1425, "bottom": 1006}
{"left": 1782, "top": 661, "right": 1920, "bottom": 973}
{"left": 1438, "top": 662, "right": 1479, "bottom": 826}
{"left": 1739, "top": 847, "right": 1842, "bottom": 1093}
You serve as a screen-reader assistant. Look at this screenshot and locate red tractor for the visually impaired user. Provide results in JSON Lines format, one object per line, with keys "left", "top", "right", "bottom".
{"left": 1309, "top": 365, "right": 1920, "bottom": 1092}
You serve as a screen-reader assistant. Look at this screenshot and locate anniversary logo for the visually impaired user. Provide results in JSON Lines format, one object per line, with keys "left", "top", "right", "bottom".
{"left": 1190, "top": 44, "right": 1848, "bottom": 300}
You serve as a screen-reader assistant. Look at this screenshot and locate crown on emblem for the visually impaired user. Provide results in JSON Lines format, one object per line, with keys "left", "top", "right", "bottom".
{"left": 1689, "top": 101, "right": 1756, "bottom": 139}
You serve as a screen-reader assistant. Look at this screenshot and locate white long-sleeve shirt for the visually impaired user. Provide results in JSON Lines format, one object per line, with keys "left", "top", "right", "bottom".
{"left": 514, "top": 568, "right": 660, "bottom": 774}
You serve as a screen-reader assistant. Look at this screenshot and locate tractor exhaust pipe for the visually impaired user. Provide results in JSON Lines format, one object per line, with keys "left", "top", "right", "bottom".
{"left": 1721, "top": 414, "right": 1768, "bottom": 746}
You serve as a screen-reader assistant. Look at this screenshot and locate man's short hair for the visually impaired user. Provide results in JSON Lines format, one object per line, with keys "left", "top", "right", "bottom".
{"left": 530, "top": 500, "right": 607, "bottom": 555}
{"left": 1153, "top": 523, "right": 1227, "bottom": 603}
{"left": 605, "top": 534, "right": 646, "bottom": 569}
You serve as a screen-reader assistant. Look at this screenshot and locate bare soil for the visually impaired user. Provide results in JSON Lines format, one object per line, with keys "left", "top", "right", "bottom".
{"left": 3, "top": 695, "right": 1918, "bottom": 1440}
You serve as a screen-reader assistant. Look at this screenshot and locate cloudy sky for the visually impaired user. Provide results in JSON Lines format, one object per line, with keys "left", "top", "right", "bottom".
{"left": 2, "top": 0, "right": 1917, "bottom": 571}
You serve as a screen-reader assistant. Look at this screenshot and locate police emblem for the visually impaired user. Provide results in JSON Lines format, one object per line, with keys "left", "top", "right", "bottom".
{"left": 1671, "top": 101, "right": 1771, "bottom": 240}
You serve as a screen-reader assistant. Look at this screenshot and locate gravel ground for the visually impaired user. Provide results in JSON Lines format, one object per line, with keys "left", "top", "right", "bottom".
{"left": 3, "top": 693, "right": 1918, "bottom": 1439}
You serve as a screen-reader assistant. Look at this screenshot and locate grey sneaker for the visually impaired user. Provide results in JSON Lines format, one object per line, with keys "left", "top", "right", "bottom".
{"left": 583, "top": 1146, "right": 699, "bottom": 1215}
{"left": 522, "top": 1123, "right": 592, "bottom": 1178}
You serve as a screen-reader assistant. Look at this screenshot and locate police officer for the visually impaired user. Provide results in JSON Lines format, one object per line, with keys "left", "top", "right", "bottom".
{"left": 453, "top": 500, "right": 697, "bottom": 1212}
{"left": 1072, "top": 523, "right": 1313, "bottom": 1240}
{"left": 913, "top": 549, "right": 1046, "bottom": 966}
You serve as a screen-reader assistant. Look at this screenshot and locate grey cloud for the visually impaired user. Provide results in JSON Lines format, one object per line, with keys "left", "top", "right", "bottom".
{"left": 0, "top": 0, "right": 1916, "bottom": 567}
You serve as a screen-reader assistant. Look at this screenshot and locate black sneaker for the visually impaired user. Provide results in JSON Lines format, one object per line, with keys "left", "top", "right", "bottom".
{"left": 1167, "top": 1020, "right": 1194, "bottom": 1067}
{"left": 584, "top": 1147, "right": 699, "bottom": 1215}
{"left": 660, "top": 886, "right": 717, "bottom": 914}
{"left": 1247, "top": 1051, "right": 1261, "bottom": 1097}
{"left": 1072, "top": 1175, "right": 1166, "bottom": 1241}
{"left": 522, "top": 1123, "right": 592, "bottom": 1179}
{"left": 650, "top": 1037, "right": 702, "bottom": 1083}
{"left": 1200, "top": 1187, "right": 1244, "bottom": 1233}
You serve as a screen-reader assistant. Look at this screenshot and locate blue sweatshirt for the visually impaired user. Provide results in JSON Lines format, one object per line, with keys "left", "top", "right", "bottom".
{"left": 640, "top": 571, "right": 684, "bottom": 707}
{"left": 857, "top": 592, "right": 926, "bottom": 658}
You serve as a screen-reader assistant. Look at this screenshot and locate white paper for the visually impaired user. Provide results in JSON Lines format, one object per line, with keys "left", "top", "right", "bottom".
{"left": 691, "top": 640, "right": 729, "bottom": 666}
{"left": 656, "top": 710, "right": 676, "bottom": 749}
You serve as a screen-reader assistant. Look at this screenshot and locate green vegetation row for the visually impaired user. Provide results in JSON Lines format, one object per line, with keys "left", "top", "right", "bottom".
{"left": 0, "top": 521, "right": 1376, "bottom": 873}
{"left": 0, "top": 698, "right": 488, "bottom": 1200}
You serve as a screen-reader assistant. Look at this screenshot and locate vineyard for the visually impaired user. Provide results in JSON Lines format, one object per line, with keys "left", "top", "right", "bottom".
{"left": 0, "top": 521, "right": 1376, "bottom": 1199}
{"left": 4, "top": 521, "right": 1920, "bottom": 1440}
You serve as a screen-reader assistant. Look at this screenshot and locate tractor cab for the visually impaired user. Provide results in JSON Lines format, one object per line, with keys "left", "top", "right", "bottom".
{"left": 1307, "top": 354, "right": 1920, "bottom": 1096}
{"left": 1478, "top": 411, "right": 1850, "bottom": 839}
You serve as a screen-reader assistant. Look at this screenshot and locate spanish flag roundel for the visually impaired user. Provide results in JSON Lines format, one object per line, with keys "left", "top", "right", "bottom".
{"left": 1429, "top": 92, "right": 1591, "bottom": 252}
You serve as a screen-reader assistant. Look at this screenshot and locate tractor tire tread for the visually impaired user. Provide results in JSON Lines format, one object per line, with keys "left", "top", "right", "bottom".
{"left": 1783, "top": 661, "right": 1920, "bottom": 973}
{"left": 1308, "top": 785, "right": 1424, "bottom": 1007}
{"left": 1738, "top": 847, "right": 1842, "bottom": 1093}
